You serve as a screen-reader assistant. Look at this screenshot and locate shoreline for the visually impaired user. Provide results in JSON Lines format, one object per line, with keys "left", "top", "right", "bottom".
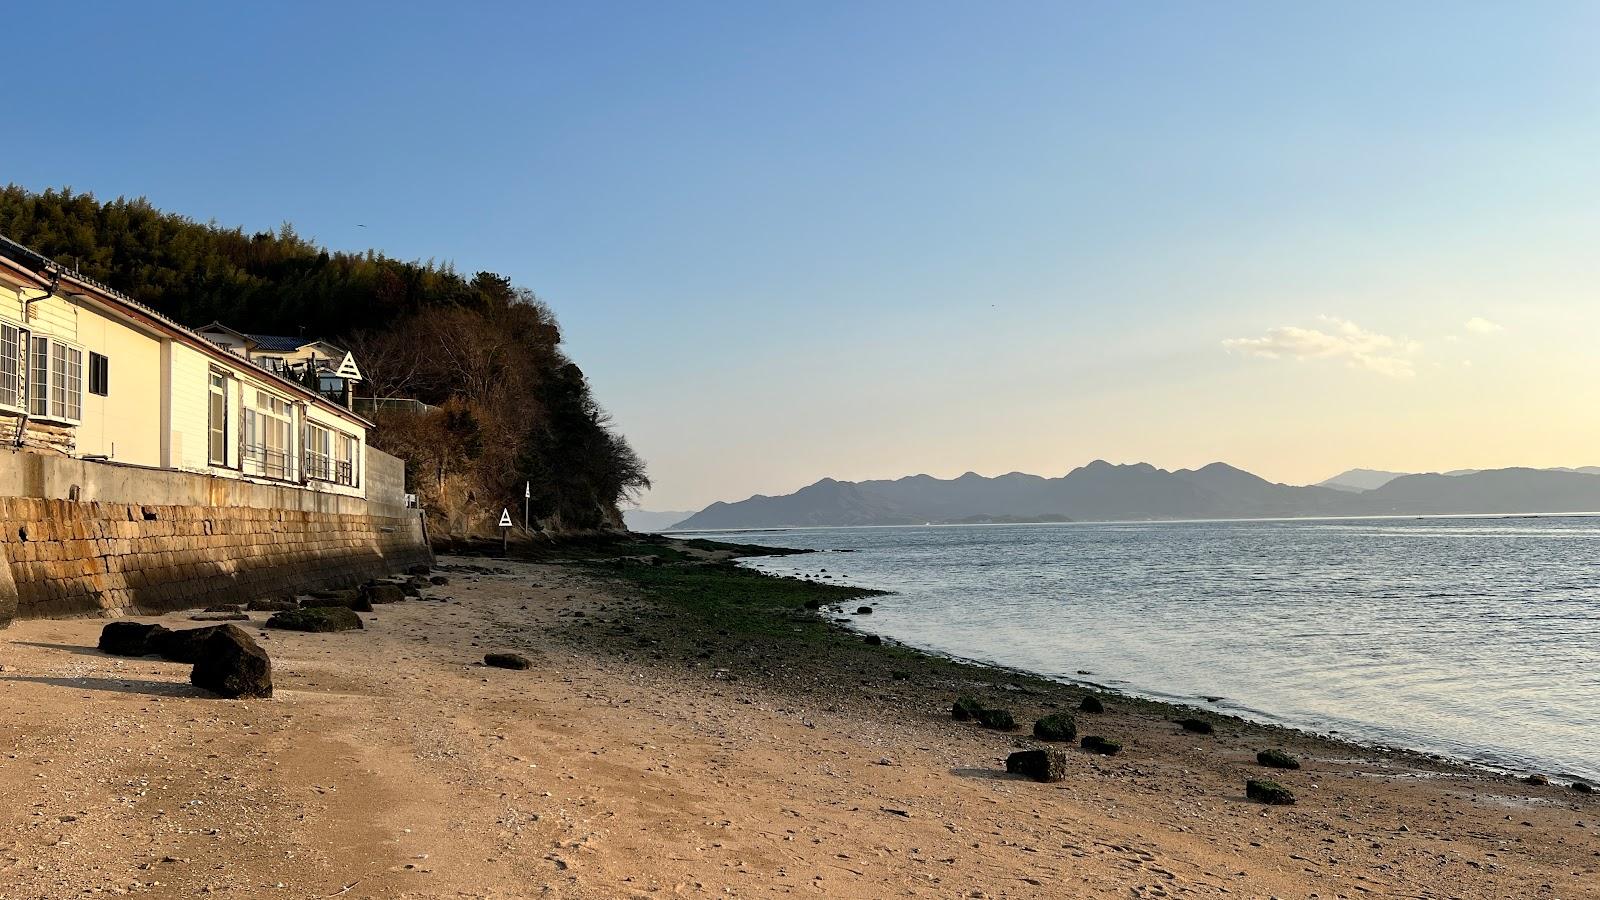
{"left": 0, "top": 535, "right": 1593, "bottom": 897}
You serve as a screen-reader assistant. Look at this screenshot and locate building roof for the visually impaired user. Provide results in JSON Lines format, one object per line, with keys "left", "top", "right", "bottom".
{"left": 243, "top": 333, "right": 312, "bottom": 352}
{"left": 0, "top": 234, "right": 371, "bottom": 429}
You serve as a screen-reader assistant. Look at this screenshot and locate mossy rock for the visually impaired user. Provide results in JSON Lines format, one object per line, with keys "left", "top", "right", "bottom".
{"left": 266, "top": 606, "right": 364, "bottom": 633}
{"left": 1078, "top": 694, "right": 1104, "bottom": 714}
{"left": 1080, "top": 735, "right": 1122, "bottom": 756}
{"left": 951, "top": 695, "right": 985, "bottom": 721}
{"left": 1006, "top": 749, "right": 1069, "bottom": 783}
{"left": 1257, "top": 749, "right": 1301, "bottom": 770}
{"left": 974, "top": 708, "right": 1017, "bottom": 731}
{"left": 1523, "top": 773, "right": 1549, "bottom": 786}
{"left": 1177, "top": 718, "right": 1214, "bottom": 735}
{"left": 1032, "top": 713, "right": 1078, "bottom": 742}
{"left": 862, "top": 634, "right": 882, "bottom": 646}
{"left": 1246, "top": 779, "right": 1296, "bottom": 805}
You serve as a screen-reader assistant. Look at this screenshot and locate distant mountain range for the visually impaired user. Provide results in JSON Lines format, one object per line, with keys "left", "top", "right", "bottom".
{"left": 661, "top": 463, "right": 1600, "bottom": 530}
{"left": 622, "top": 509, "right": 699, "bottom": 532}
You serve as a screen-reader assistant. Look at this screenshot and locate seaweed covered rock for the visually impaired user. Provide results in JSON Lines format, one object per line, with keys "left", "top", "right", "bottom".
{"left": 190, "top": 624, "right": 273, "bottom": 699}
{"left": 975, "top": 708, "right": 1017, "bottom": 731}
{"left": 862, "top": 634, "right": 882, "bottom": 646}
{"left": 152, "top": 626, "right": 229, "bottom": 664}
{"left": 361, "top": 582, "right": 407, "bottom": 605}
{"left": 1246, "top": 779, "right": 1296, "bottom": 805}
{"left": 98, "top": 621, "right": 171, "bottom": 657}
{"left": 952, "top": 695, "right": 985, "bottom": 721}
{"left": 1081, "top": 736, "right": 1122, "bottom": 756}
{"left": 1177, "top": 718, "right": 1214, "bottom": 735}
{"left": 1573, "top": 781, "right": 1594, "bottom": 794}
{"left": 1032, "top": 713, "right": 1078, "bottom": 742}
{"left": 484, "top": 652, "right": 533, "bottom": 670}
{"left": 1006, "top": 749, "right": 1069, "bottom": 783}
{"left": 266, "top": 607, "right": 364, "bottom": 633}
{"left": 1257, "top": 749, "right": 1301, "bottom": 770}
{"left": 1078, "top": 694, "right": 1104, "bottom": 714}
{"left": 1523, "top": 773, "right": 1549, "bottom": 786}
{"left": 247, "top": 597, "right": 299, "bottom": 612}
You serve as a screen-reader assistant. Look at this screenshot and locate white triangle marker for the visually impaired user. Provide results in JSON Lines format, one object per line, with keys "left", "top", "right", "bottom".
{"left": 498, "top": 508, "right": 513, "bottom": 528}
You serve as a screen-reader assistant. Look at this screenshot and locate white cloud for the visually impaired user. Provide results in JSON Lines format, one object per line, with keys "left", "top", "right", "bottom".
{"left": 1223, "top": 316, "right": 1419, "bottom": 378}
{"left": 1464, "top": 317, "right": 1502, "bottom": 334}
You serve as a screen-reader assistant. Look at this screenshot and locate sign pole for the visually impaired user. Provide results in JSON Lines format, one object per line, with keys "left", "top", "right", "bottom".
{"left": 523, "top": 481, "right": 531, "bottom": 530}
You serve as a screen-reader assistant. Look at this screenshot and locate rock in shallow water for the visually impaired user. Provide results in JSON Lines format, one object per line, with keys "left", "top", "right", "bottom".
{"left": 1006, "top": 749, "right": 1069, "bottom": 783}
{"left": 190, "top": 624, "right": 273, "bottom": 699}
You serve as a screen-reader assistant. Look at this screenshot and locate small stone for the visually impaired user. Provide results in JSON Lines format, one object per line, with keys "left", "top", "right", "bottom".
{"left": 1177, "top": 718, "right": 1214, "bottom": 735}
{"left": 1523, "top": 773, "right": 1549, "bottom": 786}
{"left": 862, "top": 634, "right": 882, "bottom": 646}
{"left": 1573, "top": 781, "right": 1595, "bottom": 794}
{"left": 484, "top": 653, "right": 533, "bottom": 670}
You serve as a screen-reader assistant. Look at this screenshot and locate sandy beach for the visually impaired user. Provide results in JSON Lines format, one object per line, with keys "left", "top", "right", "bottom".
{"left": 1, "top": 542, "right": 1596, "bottom": 899}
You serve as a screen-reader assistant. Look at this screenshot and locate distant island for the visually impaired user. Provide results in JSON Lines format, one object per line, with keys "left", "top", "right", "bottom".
{"left": 664, "top": 462, "right": 1600, "bottom": 530}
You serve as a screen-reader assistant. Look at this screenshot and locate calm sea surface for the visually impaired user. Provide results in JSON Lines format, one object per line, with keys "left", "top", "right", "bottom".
{"left": 688, "top": 517, "right": 1600, "bottom": 782}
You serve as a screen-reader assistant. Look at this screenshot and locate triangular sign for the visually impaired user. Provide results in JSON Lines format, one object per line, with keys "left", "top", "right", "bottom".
{"left": 334, "top": 352, "right": 364, "bottom": 381}
{"left": 498, "top": 508, "right": 513, "bottom": 528}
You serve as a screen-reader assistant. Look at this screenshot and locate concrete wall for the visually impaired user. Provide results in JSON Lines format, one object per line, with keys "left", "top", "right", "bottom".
{"left": 0, "top": 449, "right": 432, "bottom": 625}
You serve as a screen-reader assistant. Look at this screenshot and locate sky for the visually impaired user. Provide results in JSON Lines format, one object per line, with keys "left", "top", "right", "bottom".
{"left": 4, "top": 2, "right": 1599, "bottom": 510}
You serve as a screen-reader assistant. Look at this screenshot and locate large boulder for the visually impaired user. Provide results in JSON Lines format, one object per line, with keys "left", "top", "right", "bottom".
{"left": 361, "top": 582, "right": 407, "bottom": 605}
{"left": 266, "top": 607, "right": 364, "bottom": 632}
{"left": 1032, "top": 713, "right": 1078, "bottom": 742}
{"left": 152, "top": 626, "right": 229, "bottom": 663}
{"left": 974, "top": 708, "right": 1017, "bottom": 731}
{"left": 1006, "top": 749, "right": 1069, "bottom": 783}
{"left": 190, "top": 624, "right": 273, "bottom": 699}
{"left": 98, "top": 621, "right": 172, "bottom": 657}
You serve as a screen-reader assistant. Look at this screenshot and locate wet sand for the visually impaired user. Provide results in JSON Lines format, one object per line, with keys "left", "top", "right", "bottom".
{"left": 0, "top": 550, "right": 1596, "bottom": 898}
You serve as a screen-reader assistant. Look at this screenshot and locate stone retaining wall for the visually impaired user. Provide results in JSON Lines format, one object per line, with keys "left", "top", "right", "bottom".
{"left": 0, "top": 450, "right": 433, "bottom": 625}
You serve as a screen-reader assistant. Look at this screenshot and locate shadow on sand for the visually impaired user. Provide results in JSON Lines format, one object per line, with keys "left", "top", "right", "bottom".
{"left": 0, "top": 674, "right": 206, "bottom": 698}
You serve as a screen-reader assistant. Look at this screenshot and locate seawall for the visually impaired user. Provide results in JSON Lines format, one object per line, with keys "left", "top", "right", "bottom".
{"left": 0, "top": 449, "right": 432, "bottom": 625}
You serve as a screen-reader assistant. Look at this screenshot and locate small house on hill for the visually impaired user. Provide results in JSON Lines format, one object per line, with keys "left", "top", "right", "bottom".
{"left": 0, "top": 233, "right": 373, "bottom": 496}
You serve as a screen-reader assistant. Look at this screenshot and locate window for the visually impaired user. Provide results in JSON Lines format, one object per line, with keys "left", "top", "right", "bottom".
{"left": 304, "top": 422, "right": 358, "bottom": 486}
{"left": 88, "top": 352, "right": 109, "bottom": 397}
{"left": 244, "top": 390, "right": 293, "bottom": 479}
{"left": 0, "top": 321, "right": 21, "bottom": 410}
{"left": 27, "top": 336, "right": 83, "bottom": 423}
{"left": 208, "top": 372, "right": 229, "bottom": 466}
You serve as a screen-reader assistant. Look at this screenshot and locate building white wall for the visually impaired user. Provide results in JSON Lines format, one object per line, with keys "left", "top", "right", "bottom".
{"left": 72, "top": 301, "right": 163, "bottom": 466}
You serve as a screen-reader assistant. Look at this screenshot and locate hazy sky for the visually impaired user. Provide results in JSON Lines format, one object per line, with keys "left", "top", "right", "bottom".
{"left": 6, "top": 2, "right": 1599, "bottom": 509}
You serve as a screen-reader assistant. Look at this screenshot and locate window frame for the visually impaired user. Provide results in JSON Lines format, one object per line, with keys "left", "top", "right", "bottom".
{"left": 303, "top": 420, "right": 359, "bottom": 487}
{"left": 26, "top": 334, "right": 84, "bottom": 425}
{"left": 208, "top": 369, "right": 232, "bottom": 467}
{"left": 243, "top": 387, "right": 295, "bottom": 481}
{"left": 0, "top": 319, "right": 23, "bottom": 413}
{"left": 88, "top": 352, "right": 109, "bottom": 397}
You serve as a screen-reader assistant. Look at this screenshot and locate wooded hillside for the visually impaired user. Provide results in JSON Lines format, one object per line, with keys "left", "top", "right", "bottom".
{"left": 0, "top": 186, "right": 647, "bottom": 533}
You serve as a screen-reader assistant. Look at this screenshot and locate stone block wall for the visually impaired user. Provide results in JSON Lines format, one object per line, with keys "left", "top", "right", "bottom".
{"left": 0, "top": 449, "right": 433, "bottom": 625}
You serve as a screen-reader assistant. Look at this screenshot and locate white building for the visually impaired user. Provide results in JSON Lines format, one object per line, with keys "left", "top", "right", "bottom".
{"left": 0, "top": 234, "right": 372, "bottom": 498}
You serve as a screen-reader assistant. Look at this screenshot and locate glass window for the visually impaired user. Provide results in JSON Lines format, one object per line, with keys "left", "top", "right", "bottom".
{"left": 88, "top": 352, "right": 109, "bottom": 397}
{"left": 244, "top": 389, "right": 293, "bottom": 479}
{"left": 24, "top": 337, "right": 83, "bottom": 423}
{"left": 0, "top": 322, "right": 20, "bottom": 409}
{"left": 208, "top": 372, "right": 228, "bottom": 465}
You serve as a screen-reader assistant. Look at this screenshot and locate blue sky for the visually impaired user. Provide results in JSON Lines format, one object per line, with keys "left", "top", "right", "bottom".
{"left": 5, "top": 2, "right": 1599, "bottom": 508}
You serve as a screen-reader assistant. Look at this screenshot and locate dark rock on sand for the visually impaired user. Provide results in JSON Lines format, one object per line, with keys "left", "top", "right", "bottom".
{"left": 862, "top": 634, "right": 882, "bottom": 646}
{"left": 975, "top": 708, "right": 1017, "bottom": 731}
{"left": 1081, "top": 736, "right": 1122, "bottom": 756}
{"left": 429, "top": 575, "right": 449, "bottom": 586}
{"left": 952, "top": 695, "right": 985, "bottom": 721}
{"left": 190, "top": 624, "right": 273, "bottom": 699}
{"left": 1524, "top": 773, "right": 1549, "bottom": 786}
{"left": 266, "top": 607, "right": 364, "bottom": 633}
{"left": 1006, "top": 749, "right": 1069, "bottom": 783}
{"left": 309, "top": 589, "right": 371, "bottom": 612}
{"left": 189, "top": 613, "right": 250, "bottom": 622}
{"left": 1258, "top": 749, "right": 1301, "bottom": 770}
{"left": 98, "top": 621, "right": 171, "bottom": 657}
{"left": 361, "top": 582, "right": 407, "bottom": 605}
{"left": 1573, "top": 781, "right": 1594, "bottom": 794}
{"left": 152, "top": 626, "right": 229, "bottom": 664}
{"left": 484, "top": 652, "right": 533, "bottom": 670}
{"left": 204, "top": 605, "right": 244, "bottom": 613}
{"left": 855, "top": 606, "right": 874, "bottom": 615}
{"left": 1032, "top": 713, "right": 1078, "bottom": 742}
{"left": 247, "top": 598, "right": 299, "bottom": 612}
{"left": 1078, "top": 694, "right": 1104, "bottom": 714}
{"left": 1178, "top": 718, "right": 1214, "bottom": 735}
{"left": 1247, "top": 779, "right": 1296, "bottom": 805}
{"left": 407, "top": 564, "right": 431, "bottom": 576}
